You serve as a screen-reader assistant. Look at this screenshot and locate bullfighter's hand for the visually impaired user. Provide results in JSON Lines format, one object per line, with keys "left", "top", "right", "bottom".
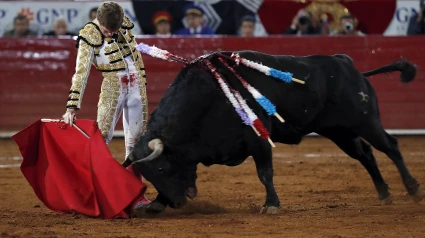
{"left": 62, "top": 108, "right": 77, "bottom": 127}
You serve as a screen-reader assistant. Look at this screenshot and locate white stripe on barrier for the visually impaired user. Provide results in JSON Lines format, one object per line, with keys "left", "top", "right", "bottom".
{"left": 1, "top": 152, "right": 424, "bottom": 169}
{"left": 1, "top": 150, "right": 424, "bottom": 170}
{"left": 2, "top": 151, "right": 423, "bottom": 164}
{"left": 0, "top": 164, "right": 20, "bottom": 168}
{"left": 0, "top": 157, "right": 22, "bottom": 161}
{"left": 103, "top": 129, "right": 425, "bottom": 137}
{"left": 273, "top": 152, "right": 425, "bottom": 159}
{"left": 2, "top": 129, "right": 425, "bottom": 139}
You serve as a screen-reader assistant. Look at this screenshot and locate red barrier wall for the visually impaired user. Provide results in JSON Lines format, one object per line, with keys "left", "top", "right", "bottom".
{"left": 1, "top": 36, "right": 424, "bottom": 132}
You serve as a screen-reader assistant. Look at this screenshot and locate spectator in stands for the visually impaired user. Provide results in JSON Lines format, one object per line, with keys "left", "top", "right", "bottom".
{"left": 284, "top": 9, "right": 319, "bottom": 35}
{"left": 239, "top": 15, "right": 256, "bottom": 37}
{"left": 407, "top": 0, "right": 425, "bottom": 35}
{"left": 89, "top": 7, "right": 98, "bottom": 21}
{"left": 3, "top": 15, "right": 37, "bottom": 37}
{"left": 78, "top": 7, "right": 99, "bottom": 30}
{"left": 174, "top": 4, "right": 214, "bottom": 35}
{"left": 318, "top": 13, "right": 331, "bottom": 36}
{"left": 330, "top": 14, "right": 365, "bottom": 36}
{"left": 44, "top": 19, "right": 75, "bottom": 36}
{"left": 152, "top": 11, "right": 172, "bottom": 37}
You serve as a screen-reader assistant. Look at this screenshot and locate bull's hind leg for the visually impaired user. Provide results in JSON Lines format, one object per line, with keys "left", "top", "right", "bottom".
{"left": 359, "top": 121, "right": 424, "bottom": 203}
{"left": 249, "top": 142, "right": 280, "bottom": 214}
{"left": 321, "top": 131, "right": 392, "bottom": 204}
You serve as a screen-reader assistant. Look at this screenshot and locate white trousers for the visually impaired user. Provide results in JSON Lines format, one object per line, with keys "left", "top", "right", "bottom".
{"left": 98, "top": 71, "right": 144, "bottom": 158}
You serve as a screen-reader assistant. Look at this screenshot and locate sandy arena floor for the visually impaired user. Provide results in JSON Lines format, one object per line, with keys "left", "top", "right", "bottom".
{"left": 1, "top": 136, "right": 425, "bottom": 237}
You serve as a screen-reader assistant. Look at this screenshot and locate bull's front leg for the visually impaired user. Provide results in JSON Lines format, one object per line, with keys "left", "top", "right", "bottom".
{"left": 252, "top": 148, "right": 280, "bottom": 214}
{"left": 186, "top": 164, "right": 198, "bottom": 199}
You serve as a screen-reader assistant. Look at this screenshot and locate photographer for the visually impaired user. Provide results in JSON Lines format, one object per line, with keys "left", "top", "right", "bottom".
{"left": 407, "top": 0, "right": 425, "bottom": 35}
{"left": 330, "top": 14, "right": 365, "bottom": 36}
{"left": 284, "top": 9, "right": 319, "bottom": 35}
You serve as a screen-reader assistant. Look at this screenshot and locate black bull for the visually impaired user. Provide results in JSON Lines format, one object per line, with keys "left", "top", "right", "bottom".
{"left": 123, "top": 51, "right": 423, "bottom": 214}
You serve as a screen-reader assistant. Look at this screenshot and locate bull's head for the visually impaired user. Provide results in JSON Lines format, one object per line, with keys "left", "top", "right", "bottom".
{"left": 124, "top": 138, "right": 194, "bottom": 209}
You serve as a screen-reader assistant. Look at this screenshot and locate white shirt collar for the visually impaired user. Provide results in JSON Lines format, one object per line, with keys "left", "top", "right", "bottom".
{"left": 189, "top": 25, "right": 202, "bottom": 34}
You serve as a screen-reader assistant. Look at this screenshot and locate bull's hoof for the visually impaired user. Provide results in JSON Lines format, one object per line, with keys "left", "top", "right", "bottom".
{"left": 187, "top": 187, "right": 198, "bottom": 200}
{"left": 133, "top": 206, "right": 148, "bottom": 218}
{"left": 133, "top": 200, "right": 166, "bottom": 218}
{"left": 146, "top": 200, "right": 167, "bottom": 214}
{"left": 411, "top": 186, "right": 424, "bottom": 203}
{"left": 259, "top": 206, "right": 279, "bottom": 214}
{"left": 404, "top": 178, "right": 421, "bottom": 196}
{"left": 380, "top": 195, "right": 393, "bottom": 205}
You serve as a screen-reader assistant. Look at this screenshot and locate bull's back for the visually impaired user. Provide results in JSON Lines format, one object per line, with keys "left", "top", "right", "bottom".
{"left": 224, "top": 51, "right": 330, "bottom": 126}
{"left": 234, "top": 51, "right": 375, "bottom": 125}
{"left": 299, "top": 54, "right": 379, "bottom": 125}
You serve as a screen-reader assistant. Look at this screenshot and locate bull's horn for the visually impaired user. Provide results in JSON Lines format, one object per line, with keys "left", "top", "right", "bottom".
{"left": 122, "top": 152, "right": 134, "bottom": 168}
{"left": 137, "top": 139, "right": 164, "bottom": 162}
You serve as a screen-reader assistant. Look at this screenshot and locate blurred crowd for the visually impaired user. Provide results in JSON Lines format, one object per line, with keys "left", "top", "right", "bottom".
{"left": 3, "top": 2, "right": 425, "bottom": 38}
{"left": 2, "top": 7, "right": 98, "bottom": 37}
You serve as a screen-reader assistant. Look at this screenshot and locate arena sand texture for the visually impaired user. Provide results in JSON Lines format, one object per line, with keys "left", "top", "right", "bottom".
{"left": 1, "top": 136, "right": 425, "bottom": 237}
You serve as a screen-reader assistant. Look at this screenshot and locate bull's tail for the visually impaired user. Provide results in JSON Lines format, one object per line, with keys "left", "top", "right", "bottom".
{"left": 362, "top": 59, "right": 417, "bottom": 83}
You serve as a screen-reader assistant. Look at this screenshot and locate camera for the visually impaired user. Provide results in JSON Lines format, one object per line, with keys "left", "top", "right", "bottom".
{"left": 298, "top": 16, "right": 310, "bottom": 26}
{"left": 344, "top": 22, "right": 354, "bottom": 32}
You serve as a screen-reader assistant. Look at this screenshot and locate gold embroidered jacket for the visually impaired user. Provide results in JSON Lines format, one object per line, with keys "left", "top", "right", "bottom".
{"left": 66, "top": 16, "right": 147, "bottom": 109}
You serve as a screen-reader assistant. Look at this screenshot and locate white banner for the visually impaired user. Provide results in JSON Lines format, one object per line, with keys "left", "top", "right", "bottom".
{"left": 384, "top": 0, "right": 421, "bottom": 36}
{"left": 0, "top": 0, "right": 419, "bottom": 37}
{"left": 0, "top": 1, "right": 142, "bottom": 37}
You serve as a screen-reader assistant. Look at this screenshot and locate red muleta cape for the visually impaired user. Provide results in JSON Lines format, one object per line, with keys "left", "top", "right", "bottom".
{"left": 12, "top": 119, "right": 146, "bottom": 219}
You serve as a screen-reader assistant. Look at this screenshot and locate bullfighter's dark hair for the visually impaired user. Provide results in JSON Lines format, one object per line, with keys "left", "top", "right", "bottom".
{"left": 97, "top": 1, "right": 124, "bottom": 32}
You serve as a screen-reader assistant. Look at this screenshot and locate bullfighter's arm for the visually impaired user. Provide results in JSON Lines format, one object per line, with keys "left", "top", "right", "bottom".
{"left": 66, "top": 23, "right": 103, "bottom": 109}
{"left": 66, "top": 40, "right": 95, "bottom": 109}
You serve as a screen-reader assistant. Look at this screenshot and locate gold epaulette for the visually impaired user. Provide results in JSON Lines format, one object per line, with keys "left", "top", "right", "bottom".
{"left": 75, "top": 22, "right": 104, "bottom": 48}
{"left": 121, "top": 16, "right": 134, "bottom": 30}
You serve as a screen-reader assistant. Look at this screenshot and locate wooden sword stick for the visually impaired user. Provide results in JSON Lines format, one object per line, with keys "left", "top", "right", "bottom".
{"left": 268, "top": 138, "right": 276, "bottom": 148}
{"left": 41, "top": 119, "right": 90, "bottom": 139}
{"left": 292, "top": 77, "right": 305, "bottom": 84}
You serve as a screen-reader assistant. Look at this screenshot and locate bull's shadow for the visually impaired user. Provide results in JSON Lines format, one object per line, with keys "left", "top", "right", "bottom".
{"left": 134, "top": 200, "right": 227, "bottom": 218}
